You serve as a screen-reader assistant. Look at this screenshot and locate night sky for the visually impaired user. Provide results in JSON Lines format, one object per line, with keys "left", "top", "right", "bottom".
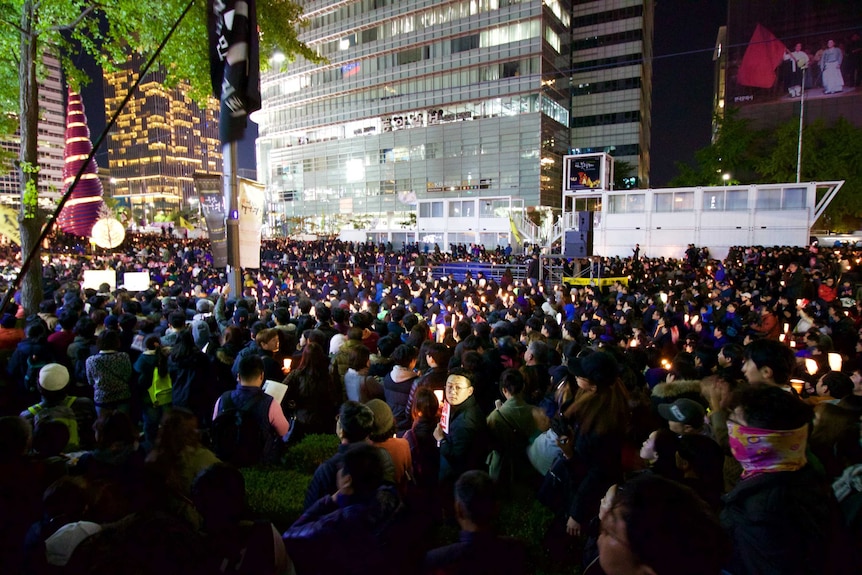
{"left": 650, "top": 0, "right": 728, "bottom": 186}
{"left": 79, "top": 0, "right": 728, "bottom": 186}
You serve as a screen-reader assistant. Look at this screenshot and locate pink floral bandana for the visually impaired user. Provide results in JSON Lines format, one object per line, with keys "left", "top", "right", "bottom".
{"left": 727, "top": 421, "right": 808, "bottom": 479}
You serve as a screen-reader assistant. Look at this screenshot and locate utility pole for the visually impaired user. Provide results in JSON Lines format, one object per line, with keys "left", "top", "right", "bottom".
{"left": 223, "top": 142, "right": 243, "bottom": 296}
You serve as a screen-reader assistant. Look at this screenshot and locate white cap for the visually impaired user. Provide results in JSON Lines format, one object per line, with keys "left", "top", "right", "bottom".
{"left": 39, "top": 363, "right": 70, "bottom": 392}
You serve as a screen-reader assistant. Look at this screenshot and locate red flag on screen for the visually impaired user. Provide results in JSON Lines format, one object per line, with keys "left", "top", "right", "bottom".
{"left": 737, "top": 23, "right": 786, "bottom": 89}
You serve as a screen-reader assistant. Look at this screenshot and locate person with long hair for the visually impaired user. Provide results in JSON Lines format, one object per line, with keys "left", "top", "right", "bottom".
{"left": 213, "top": 325, "right": 243, "bottom": 393}
{"left": 406, "top": 342, "right": 450, "bottom": 417}
{"left": 168, "top": 330, "right": 217, "bottom": 430}
{"left": 553, "top": 351, "right": 629, "bottom": 538}
{"left": 282, "top": 341, "right": 336, "bottom": 439}
{"left": 811, "top": 402, "right": 862, "bottom": 480}
{"left": 406, "top": 386, "right": 440, "bottom": 491}
{"left": 146, "top": 408, "right": 218, "bottom": 498}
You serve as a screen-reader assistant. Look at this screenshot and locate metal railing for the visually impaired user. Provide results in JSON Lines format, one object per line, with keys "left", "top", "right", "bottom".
{"left": 258, "top": 257, "right": 572, "bottom": 286}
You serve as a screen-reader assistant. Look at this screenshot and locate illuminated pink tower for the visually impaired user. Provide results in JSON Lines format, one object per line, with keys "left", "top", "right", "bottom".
{"left": 57, "top": 88, "right": 104, "bottom": 236}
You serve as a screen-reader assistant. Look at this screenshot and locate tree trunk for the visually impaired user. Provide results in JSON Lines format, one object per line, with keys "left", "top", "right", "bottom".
{"left": 18, "top": 0, "right": 44, "bottom": 316}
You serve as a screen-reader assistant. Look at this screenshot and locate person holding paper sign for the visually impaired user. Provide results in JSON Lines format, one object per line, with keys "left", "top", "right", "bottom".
{"left": 211, "top": 355, "right": 291, "bottom": 466}
{"left": 434, "top": 369, "right": 490, "bottom": 485}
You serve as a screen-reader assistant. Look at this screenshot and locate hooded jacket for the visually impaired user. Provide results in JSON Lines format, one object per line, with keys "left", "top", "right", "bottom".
{"left": 383, "top": 365, "right": 419, "bottom": 433}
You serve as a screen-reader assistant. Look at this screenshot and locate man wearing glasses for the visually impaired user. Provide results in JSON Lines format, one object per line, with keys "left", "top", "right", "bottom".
{"left": 434, "top": 368, "right": 490, "bottom": 484}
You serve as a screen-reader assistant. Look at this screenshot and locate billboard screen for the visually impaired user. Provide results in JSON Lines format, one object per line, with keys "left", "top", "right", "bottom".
{"left": 726, "top": 1, "right": 862, "bottom": 107}
{"left": 563, "top": 153, "right": 613, "bottom": 192}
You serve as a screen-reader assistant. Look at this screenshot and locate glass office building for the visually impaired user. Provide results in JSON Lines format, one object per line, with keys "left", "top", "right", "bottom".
{"left": 104, "top": 56, "right": 222, "bottom": 221}
{"left": 256, "top": 0, "right": 574, "bottom": 238}
{"left": 0, "top": 53, "right": 65, "bottom": 210}
{"left": 570, "top": 0, "right": 654, "bottom": 189}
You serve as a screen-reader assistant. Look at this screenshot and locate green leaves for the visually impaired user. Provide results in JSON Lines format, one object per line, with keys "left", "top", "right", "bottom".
{"left": 669, "top": 108, "right": 767, "bottom": 187}
{"left": 0, "top": 0, "right": 316, "bottom": 139}
{"left": 670, "top": 109, "right": 862, "bottom": 231}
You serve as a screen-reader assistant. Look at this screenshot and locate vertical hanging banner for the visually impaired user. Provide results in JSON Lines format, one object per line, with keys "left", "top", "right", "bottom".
{"left": 208, "top": 0, "right": 261, "bottom": 144}
{"left": 0, "top": 206, "right": 20, "bottom": 245}
{"left": 237, "top": 178, "right": 265, "bottom": 268}
{"left": 194, "top": 173, "right": 228, "bottom": 267}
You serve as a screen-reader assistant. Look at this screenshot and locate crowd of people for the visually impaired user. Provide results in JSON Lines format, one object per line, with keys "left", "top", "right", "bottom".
{"left": 1, "top": 233, "right": 862, "bottom": 574}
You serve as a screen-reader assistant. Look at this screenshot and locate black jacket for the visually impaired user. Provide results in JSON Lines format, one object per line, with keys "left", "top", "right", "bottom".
{"left": 169, "top": 351, "right": 217, "bottom": 427}
{"left": 564, "top": 428, "right": 623, "bottom": 524}
{"left": 439, "top": 396, "right": 489, "bottom": 483}
{"left": 383, "top": 368, "right": 418, "bottom": 434}
{"left": 721, "top": 465, "right": 845, "bottom": 575}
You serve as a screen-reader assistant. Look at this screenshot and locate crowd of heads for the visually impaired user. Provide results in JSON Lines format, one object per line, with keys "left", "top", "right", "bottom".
{"left": 0, "top": 234, "right": 862, "bottom": 573}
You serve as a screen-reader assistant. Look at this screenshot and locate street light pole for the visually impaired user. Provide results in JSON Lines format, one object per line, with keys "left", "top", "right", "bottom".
{"left": 796, "top": 68, "right": 806, "bottom": 183}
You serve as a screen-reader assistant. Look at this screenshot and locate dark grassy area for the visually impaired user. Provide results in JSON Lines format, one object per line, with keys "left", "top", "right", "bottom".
{"left": 242, "top": 435, "right": 580, "bottom": 575}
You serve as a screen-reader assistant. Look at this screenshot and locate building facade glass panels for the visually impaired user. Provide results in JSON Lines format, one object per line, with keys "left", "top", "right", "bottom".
{"left": 258, "top": 0, "right": 572, "bottom": 235}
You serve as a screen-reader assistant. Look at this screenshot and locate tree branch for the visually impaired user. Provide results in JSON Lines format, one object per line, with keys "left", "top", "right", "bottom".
{"left": 0, "top": 17, "right": 27, "bottom": 35}
{"left": 42, "top": 4, "right": 97, "bottom": 33}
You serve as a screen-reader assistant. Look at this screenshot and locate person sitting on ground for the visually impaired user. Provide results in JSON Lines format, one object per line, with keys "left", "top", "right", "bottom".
{"left": 159, "top": 311, "right": 188, "bottom": 348}
{"left": 366, "top": 399, "right": 413, "bottom": 490}
{"left": 434, "top": 368, "right": 490, "bottom": 487}
{"left": 145, "top": 408, "right": 219, "bottom": 521}
{"left": 255, "top": 328, "right": 285, "bottom": 383}
{"left": 649, "top": 370, "right": 708, "bottom": 415}
{"left": 658, "top": 397, "right": 714, "bottom": 438}
{"left": 721, "top": 384, "right": 846, "bottom": 574}
{"left": 741, "top": 338, "right": 796, "bottom": 391}
{"left": 405, "top": 387, "right": 441, "bottom": 493}
{"left": 637, "top": 428, "right": 681, "bottom": 481}
{"left": 423, "top": 470, "right": 526, "bottom": 575}
{"left": 211, "top": 355, "right": 290, "bottom": 467}
{"left": 191, "top": 463, "right": 293, "bottom": 575}
{"left": 304, "top": 400, "right": 395, "bottom": 509}
{"left": 0, "top": 415, "right": 59, "bottom": 573}
{"left": 170, "top": 329, "right": 218, "bottom": 429}
{"left": 369, "top": 334, "right": 398, "bottom": 378}
{"left": 810, "top": 402, "right": 862, "bottom": 481}
{"left": 70, "top": 411, "right": 146, "bottom": 523}
{"left": 383, "top": 344, "right": 420, "bottom": 435}
{"left": 283, "top": 442, "right": 402, "bottom": 575}
{"left": 332, "top": 327, "right": 368, "bottom": 390}
{"left": 85, "top": 329, "right": 132, "bottom": 417}
{"left": 21, "top": 363, "right": 96, "bottom": 452}
{"left": 406, "top": 342, "right": 450, "bottom": 417}
{"left": 808, "top": 370, "right": 854, "bottom": 404}
{"left": 486, "top": 368, "right": 539, "bottom": 485}
{"left": 716, "top": 343, "right": 745, "bottom": 381}
{"left": 282, "top": 341, "right": 337, "bottom": 440}
{"left": 344, "top": 343, "right": 373, "bottom": 402}
{"left": 585, "top": 475, "right": 729, "bottom": 575}
{"left": 675, "top": 434, "right": 725, "bottom": 511}
{"left": 23, "top": 476, "right": 95, "bottom": 573}
{"left": 548, "top": 351, "right": 628, "bottom": 539}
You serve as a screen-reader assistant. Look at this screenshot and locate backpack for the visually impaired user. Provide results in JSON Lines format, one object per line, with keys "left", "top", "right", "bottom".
{"left": 148, "top": 366, "right": 173, "bottom": 407}
{"left": 28, "top": 396, "right": 80, "bottom": 451}
{"left": 210, "top": 392, "right": 274, "bottom": 467}
{"left": 24, "top": 354, "right": 49, "bottom": 394}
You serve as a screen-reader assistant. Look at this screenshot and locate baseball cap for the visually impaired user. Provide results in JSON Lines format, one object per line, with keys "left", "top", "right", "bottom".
{"left": 658, "top": 398, "right": 705, "bottom": 426}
